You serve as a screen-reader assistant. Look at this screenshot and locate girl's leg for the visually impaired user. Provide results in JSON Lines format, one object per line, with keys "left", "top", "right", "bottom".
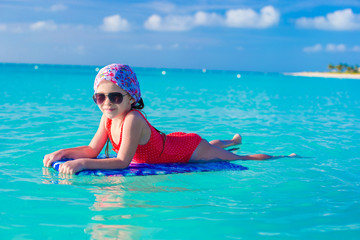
{"left": 209, "top": 134, "right": 242, "bottom": 149}
{"left": 190, "top": 139, "right": 296, "bottom": 162}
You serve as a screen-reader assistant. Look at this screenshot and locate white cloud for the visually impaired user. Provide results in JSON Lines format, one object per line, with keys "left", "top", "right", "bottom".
{"left": 147, "top": 1, "right": 176, "bottom": 13}
{"left": 133, "top": 43, "right": 181, "bottom": 50}
{"left": 144, "top": 15, "right": 161, "bottom": 30}
{"left": 326, "top": 44, "right": 346, "bottom": 52}
{"left": 30, "top": 21, "right": 57, "bottom": 31}
{"left": 0, "top": 24, "right": 7, "bottom": 31}
{"left": 144, "top": 5, "right": 280, "bottom": 31}
{"left": 303, "top": 43, "right": 360, "bottom": 53}
{"left": 154, "top": 44, "right": 163, "bottom": 50}
{"left": 35, "top": 4, "right": 67, "bottom": 12}
{"left": 134, "top": 43, "right": 163, "bottom": 50}
{"left": 50, "top": 4, "right": 67, "bottom": 12}
{"left": 193, "top": 11, "right": 223, "bottom": 26}
{"left": 296, "top": 9, "right": 360, "bottom": 30}
{"left": 225, "top": 6, "right": 280, "bottom": 28}
{"left": 352, "top": 46, "right": 360, "bottom": 52}
{"left": 101, "top": 15, "right": 129, "bottom": 32}
{"left": 144, "top": 14, "right": 193, "bottom": 31}
{"left": 303, "top": 44, "right": 323, "bottom": 53}
{"left": 76, "top": 45, "right": 85, "bottom": 54}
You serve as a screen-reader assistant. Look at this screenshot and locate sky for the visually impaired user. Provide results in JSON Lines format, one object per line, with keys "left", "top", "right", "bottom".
{"left": 0, "top": 0, "right": 360, "bottom": 72}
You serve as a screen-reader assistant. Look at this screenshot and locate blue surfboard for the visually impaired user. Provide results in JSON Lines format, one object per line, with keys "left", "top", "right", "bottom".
{"left": 52, "top": 154, "right": 248, "bottom": 177}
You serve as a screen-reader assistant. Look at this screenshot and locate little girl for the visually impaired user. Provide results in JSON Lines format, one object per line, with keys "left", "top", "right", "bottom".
{"left": 43, "top": 64, "right": 296, "bottom": 174}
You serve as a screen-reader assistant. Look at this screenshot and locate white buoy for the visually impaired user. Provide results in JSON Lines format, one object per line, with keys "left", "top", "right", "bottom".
{"left": 202, "top": 68, "right": 206, "bottom": 73}
{"left": 237, "top": 74, "right": 241, "bottom": 79}
{"left": 95, "top": 67, "right": 100, "bottom": 72}
{"left": 162, "top": 70, "right": 166, "bottom": 75}
{"left": 34, "top": 65, "right": 39, "bottom": 70}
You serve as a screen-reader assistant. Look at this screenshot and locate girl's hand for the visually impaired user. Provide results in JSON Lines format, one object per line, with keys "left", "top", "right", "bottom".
{"left": 43, "top": 150, "right": 65, "bottom": 168}
{"left": 58, "top": 159, "right": 86, "bottom": 175}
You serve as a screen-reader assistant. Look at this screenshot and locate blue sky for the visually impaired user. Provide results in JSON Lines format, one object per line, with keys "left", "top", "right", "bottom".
{"left": 0, "top": 0, "right": 360, "bottom": 72}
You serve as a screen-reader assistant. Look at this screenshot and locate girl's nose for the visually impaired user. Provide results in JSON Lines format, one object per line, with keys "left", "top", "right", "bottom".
{"left": 103, "top": 96, "right": 112, "bottom": 105}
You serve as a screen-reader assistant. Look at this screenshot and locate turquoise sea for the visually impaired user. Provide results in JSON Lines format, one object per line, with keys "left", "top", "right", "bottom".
{"left": 0, "top": 63, "right": 359, "bottom": 239}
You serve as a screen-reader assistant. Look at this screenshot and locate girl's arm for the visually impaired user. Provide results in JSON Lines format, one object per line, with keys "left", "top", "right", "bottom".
{"left": 58, "top": 111, "right": 147, "bottom": 174}
{"left": 43, "top": 115, "right": 108, "bottom": 167}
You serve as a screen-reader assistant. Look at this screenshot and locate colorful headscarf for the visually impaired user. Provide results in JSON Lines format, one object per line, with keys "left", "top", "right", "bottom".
{"left": 94, "top": 64, "right": 141, "bottom": 103}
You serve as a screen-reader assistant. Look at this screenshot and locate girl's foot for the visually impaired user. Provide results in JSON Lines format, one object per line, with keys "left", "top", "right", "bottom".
{"left": 232, "top": 134, "right": 242, "bottom": 146}
{"left": 272, "top": 153, "right": 301, "bottom": 160}
{"left": 288, "top": 153, "right": 307, "bottom": 158}
{"left": 209, "top": 134, "right": 242, "bottom": 149}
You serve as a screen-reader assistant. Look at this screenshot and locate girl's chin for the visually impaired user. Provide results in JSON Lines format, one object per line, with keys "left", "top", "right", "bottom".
{"left": 104, "top": 112, "right": 119, "bottom": 119}
{"left": 104, "top": 111, "right": 126, "bottom": 119}
{"left": 102, "top": 108, "right": 130, "bottom": 119}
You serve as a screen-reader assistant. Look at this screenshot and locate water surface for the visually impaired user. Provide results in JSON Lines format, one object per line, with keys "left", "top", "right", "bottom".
{"left": 0, "top": 63, "right": 359, "bottom": 239}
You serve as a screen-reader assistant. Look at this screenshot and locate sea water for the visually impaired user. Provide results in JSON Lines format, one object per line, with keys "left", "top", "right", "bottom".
{"left": 0, "top": 63, "right": 359, "bottom": 239}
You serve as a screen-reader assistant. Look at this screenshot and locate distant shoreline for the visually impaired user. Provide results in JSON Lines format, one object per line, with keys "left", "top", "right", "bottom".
{"left": 285, "top": 72, "right": 360, "bottom": 79}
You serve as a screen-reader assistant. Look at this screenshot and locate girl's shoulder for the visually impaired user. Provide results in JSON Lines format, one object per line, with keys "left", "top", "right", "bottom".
{"left": 124, "top": 110, "right": 148, "bottom": 125}
{"left": 99, "top": 114, "right": 108, "bottom": 127}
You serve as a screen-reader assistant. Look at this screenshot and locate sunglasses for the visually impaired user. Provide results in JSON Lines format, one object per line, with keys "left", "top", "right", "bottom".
{"left": 92, "top": 92, "right": 128, "bottom": 105}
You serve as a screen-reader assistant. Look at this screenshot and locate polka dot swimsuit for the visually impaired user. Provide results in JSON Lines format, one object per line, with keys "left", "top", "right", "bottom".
{"left": 106, "top": 110, "right": 202, "bottom": 164}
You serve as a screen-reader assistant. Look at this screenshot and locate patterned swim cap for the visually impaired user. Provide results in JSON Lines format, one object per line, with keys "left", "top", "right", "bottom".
{"left": 94, "top": 64, "right": 141, "bottom": 103}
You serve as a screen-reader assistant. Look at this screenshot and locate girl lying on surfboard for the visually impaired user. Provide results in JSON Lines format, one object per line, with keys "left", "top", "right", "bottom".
{"left": 43, "top": 64, "right": 297, "bottom": 174}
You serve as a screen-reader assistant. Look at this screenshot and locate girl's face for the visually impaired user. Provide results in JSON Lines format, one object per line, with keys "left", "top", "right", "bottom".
{"left": 95, "top": 81, "right": 135, "bottom": 119}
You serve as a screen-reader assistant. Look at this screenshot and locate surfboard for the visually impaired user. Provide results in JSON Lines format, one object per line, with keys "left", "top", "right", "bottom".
{"left": 51, "top": 154, "right": 248, "bottom": 177}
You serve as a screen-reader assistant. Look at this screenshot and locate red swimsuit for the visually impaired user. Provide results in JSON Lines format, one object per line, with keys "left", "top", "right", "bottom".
{"left": 106, "top": 110, "right": 202, "bottom": 164}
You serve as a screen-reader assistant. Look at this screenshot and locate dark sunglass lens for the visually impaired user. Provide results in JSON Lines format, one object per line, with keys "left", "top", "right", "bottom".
{"left": 108, "top": 93, "right": 123, "bottom": 104}
{"left": 93, "top": 94, "right": 105, "bottom": 104}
